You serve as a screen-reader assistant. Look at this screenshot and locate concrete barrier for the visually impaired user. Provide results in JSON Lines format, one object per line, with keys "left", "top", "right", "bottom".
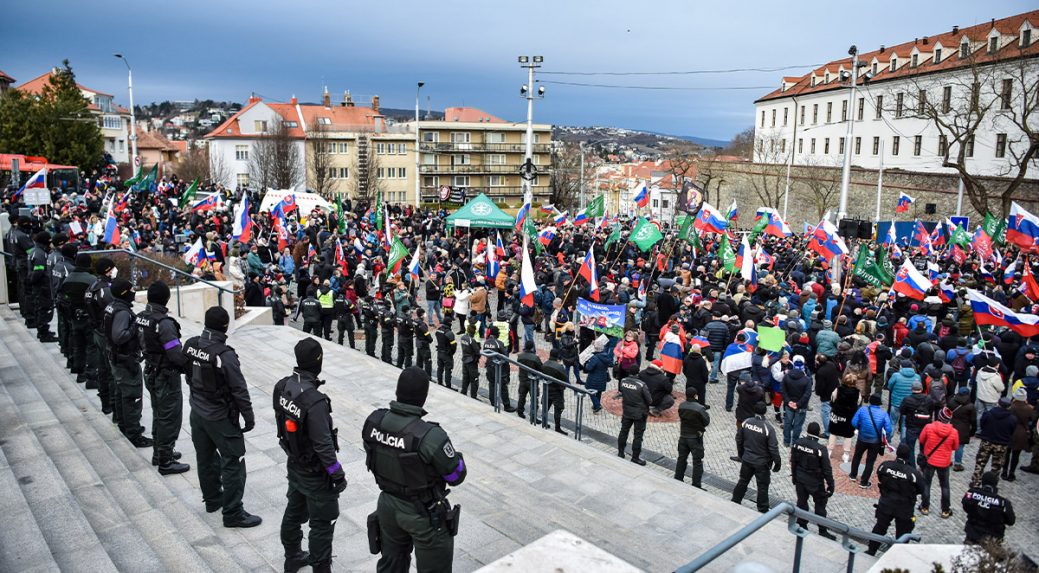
{"left": 135, "top": 280, "right": 236, "bottom": 329}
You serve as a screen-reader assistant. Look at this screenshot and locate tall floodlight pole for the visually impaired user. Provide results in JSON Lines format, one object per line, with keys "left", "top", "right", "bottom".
{"left": 114, "top": 54, "right": 137, "bottom": 169}
{"left": 836, "top": 45, "right": 859, "bottom": 223}
{"left": 518, "top": 56, "right": 544, "bottom": 208}
{"left": 415, "top": 81, "right": 424, "bottom": 208}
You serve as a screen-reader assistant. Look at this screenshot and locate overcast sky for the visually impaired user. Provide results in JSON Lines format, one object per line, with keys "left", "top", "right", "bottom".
{"left": 2, "top": 0, "right": 1034, "bottom": 141}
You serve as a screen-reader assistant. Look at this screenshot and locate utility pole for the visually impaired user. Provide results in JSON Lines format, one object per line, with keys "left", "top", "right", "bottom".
{"left": 115, "top": 54, "right": 138, "bottom": 170}
{"left": 518, "top": 56, "right": 544, "bottom": 208}
{"left": 836, "top": 45, "right": 859, "bottom": 223}
{"left": 874, "top": 139, "right": 884, "bottom": 221}
{"left": 955, "top": 178, "right": 964, "bottom": 216}
{"left": 415, "top": 81, "right": 424, "bottom": 208}
{"left": 579, "top": 143, "right": 585, "bottom": 209}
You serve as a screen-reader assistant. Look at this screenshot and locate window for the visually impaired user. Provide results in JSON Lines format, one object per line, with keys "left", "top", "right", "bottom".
{"left": 780, "top": 139, "right": 786, "bottom": 153}
{"left": 118, "top": 139, "right": 124, "bottom": 152}
{"left": 340, "top": 167, "right": 349, "bottom": 178}
{"left": 521, "top": 133, "right": 541, "bottom": 144}
{"left": 812, "top": 104, "right": 818, "bottom": 124}
{"left": 824, "top": 138, "right": 830, "bottom": 154}
{"left": 854, "top": 137, "right": 861, "bottom": 155}
{"left": 376, "top": 143, "right": 387, "bottom": 155}
{"left": 422, "top": 131, "right": 439, "bottom": 143}
{"left": 316, "top": 117, "right": 331, "bottom": 125}
{"left": 988, "top": 36, "right": 998, "bottom": 54}
{"left": 771, "top": 109, "right": 776, "bottom": 127}
{"left": 810, "top": 77, "right": 816, "bottom": 87}
{"left": 421, "top": 153, "right": 436, "bottom": 165}
{"left": 451, "top": 154, "right": 470, "bottom": 166}
{"left": 236, "top": 173, "right": 249, "bottom": 187}
{"left": 397, "top": 143, "right": 407, "bottom": 154}
{"left": 960, "top": 41, "right": 970, "bottom": 58}
{"left": 826, "top": 102, "right": 832, "bottom": 123}
{"left": 841, "top": 100, "right": 848, "bottom": 121}
{"left": 102, "top": 115, "right": 122, "bottom": 129}
{"left": 235, "top": 145, "right": 249, "bottom": 161}
{"left": 760, "top": 110, "right": 765, "bottom": 127}
{"left": 800, "top": 105, "right": 805, "bottom": 125}
{"left": 965, "top": 135, "right": 975, "bottom": 157}
{"left": 917, "top": 90, "right": 927, "bottom": 115}
{"left": 661, "top": 199, "right": 669, "bottom": 209}
{"left": 825, "top": 72, "right": 830, "bottom": 83}
{"left": 934, "top": 48, "right": 942, "bottom": 63}
{"left": 995, "top": 133, "right": 1007, "bottom": 158}
{"left": 423, "top": 176, "right": 439, "bottom": 188}
{"left": 913, "top": 135, "right": 922, "bottom": 156}
{"left": 486, "top": 132, "right": 505, "bottom": 144}
{"left": 938, "top": 135, "right": 948, "bottom": 156}
{"left": 857, "top": 97, "right": 865, "bottom": 120}
{"left": 452, "top": 176, "right": 469, "bottom": 187}
{"left": 871, "top": 62, "right": 878, "bottom": 76}
{"left": 488, "top": 154, "right": 506, "bottom": 165}
{"left": 942, "top": 86, "right": 952, "bottom": 113}
{"left": 872, "top": 136, "right": 880, "bottom": 155}
{"left": 875, "top": 95, "right": 884, "bottom": 119}
{"left": 810, "top": 138, "right": 816, "bottom": 154}
{"left": 532, "top": 175, "right": 541, "bottom": 187}
{"left": 911, "top": 53, "right": 919, "bottom": 68}
{"left": 782, "top": 107, "right": 789, "bottom": 126}
{"left": 839, "top": 137, "right": 845, "bottom": 155}
{"left": 798, "top": 138, "right": 803, "bottom": 154}
{"left": 895, "top": 92, "right": 904, "bottom": 118}
{"left": 1000, "top": 79, "right": 1013, "bottom": 110}
{"left": 892, "top": 136, "right": 900, "bottom": 156}
{"left": 1023, "top": 29, "right": 1033, "bottom": 48}
{"left": 377, "top": 168, "right": 385, "bottom": 178}
{"left": 284, "top": 121, "right": 298, "bottom": 128}
{"left": 254, "top": 120, "right": 268, "bottom": 132}
{"left": 890, "top": 57, "right": 897, "bottom": 72}
{"left": 338, "top": 142, "right": 349, "bottom": 153}
{"left": 488, "top": 175, "right": 505, "bottom": 187}
{"left": 451, "top": 132, "right": 471, "bottom": 144}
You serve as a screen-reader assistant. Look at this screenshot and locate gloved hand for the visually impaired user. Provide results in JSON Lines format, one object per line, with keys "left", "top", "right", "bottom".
{"left": 772, "top": 461, "right": 781, "bottom": 473}
{"left": 332, "top": 474, "right": 348, "bottom": 493}
{"left": 826, "top": 487, "right": 835, "bottom": 498}
{"left": 243, "top": 419, "right": 255, "bottom": 433}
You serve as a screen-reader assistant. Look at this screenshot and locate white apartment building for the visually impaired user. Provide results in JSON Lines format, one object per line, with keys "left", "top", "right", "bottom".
{"left": 754, "top": 11, "right": 1038, "bottom": 179}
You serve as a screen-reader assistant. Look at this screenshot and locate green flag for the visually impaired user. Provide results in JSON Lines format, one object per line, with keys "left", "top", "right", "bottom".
{"left": 605, "top": 223, "right": 622, "bottom": 248}
{"left": 749, "top": 216, "right": 768, "bottom": 244}
{"left": 630, "top": 218, "right": 663, "bottom": 252}
{"left": 948, "top": 221, "right": 970, "bottom": 247}
{"left": 585, "top": 194, "right": 605, "bottom": 218}
{"left": 876, "top": 245, "right": 896, "bottom": 284}
{"left": 336, "top": 197, "right": 347, "bottom": 234}
{"left": 133, "top": 164, "right": 158, "bottom": 192}
{"left": 386, "top": 238, "right": 409, "bottom": 274}
{"left": 375, "top": 193, "right": 384, "bottom": 231}
{"left": 178, "top": 178, "right": 199, "bottom": 209}
{"left": 993, "top": 218, "right": 1007, "bottom": 246}
{"left": 677, "top": 215, "right": 693, "bottom": 242}
{"left": 524, "top": 218, "right": 542, "bottom": 254}
{"left": 720, "top": 234, "right": 736, "bottom": 272}
{"left": 853, "top": 245, "right": 890, "bottom": 288}
{"left": 124, "top": 165, "right": 143, "bottom": 187}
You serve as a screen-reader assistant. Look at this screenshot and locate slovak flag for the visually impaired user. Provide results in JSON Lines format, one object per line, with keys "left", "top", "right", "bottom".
{"left": 485, "top": 237, "right": 499, "bottom": 280}
{"left": 572, "top": 209, "right": 590, "bottom": 226}
{"left": 273, "top": 193, "right": 298, "bottom": 217}
{"left": 537, "top": 226, "right": 556, "bottom": 246}
{"left": 756, "top": 248, "right": 775, "bottom": 270}
{"left": 578, "top": 249, "right": 599, "bottom": 301}
{"left": 1004, "top": 259, "right": 1018, "bottom": 285}
{"left": 232, "top": 194, "right": 252, "bottom": 243}
{"left": 882, "top": 224, "right": 898, "bottom": 246}
{"left": 938, "top": 279, "right": 956, "bottom": 303}
{"left": 892, "top": 260, "right": 934, "bottom": 300}
{"left": 896, "top": 192, "right": 915, "bottom": 213}
{"left": 927, "top": 260, "right": 940, "bottom": 281}
{"left": 693, "top": 202, "right": 727, "bottom": 234}
{"left": 1007, "top": 202, "right": 1039, "bottom": 252}
{"left": 183, "top": 237, "right": 206, "bottom": 266}
{"left": 808, "top": 219, "right": 849, "bottom": 260}
{"left": 763, "top": 210, "right": 792, "bottom": 237}
{"left": 273, "top": 212, "right": 289, "bottom": 251}
{"left": 515, "top": 201, "right": 531, "bottom": 232}
{"left": 102, "top": 205, "right": 121, "bottom": 245}
{"left": 979, "top": 260, "right": 996, "bottom": 284}
{"left": 495, "top": 232, "right": 506, "bottom": 257}
{"left": 634, "top": 185, "right": 649, "bottom": 208}
{"left": 540, "top": 203, "right": 555, "bottom": 215}
{"left": 1021, "top": 260, "right": 1039, "bottom": 301}
{"left": 408, "top": 246, "right": 422, "bottom": 283}
{"left": 519, "top": 237, "right": 537, "bottom": 307}
{"left": 553, "top": 210, "right": 569, "bottom": 226}
{"left": 13, "top": 168, "right": 47, "bottom": 200}
{"left": 191, "top": 193, "right": 221, "bottom": 213}
{"left": 734, "top": 236, "right": 750, "bottom": 276}
{"left": 914, "top": 221, "right": 933, "bottom": 255}
{"left": 726, "top": 199, "right": 738, "bottom": 221}
{"left": 967, "top": 288, "right": 1039, "bottom": 337}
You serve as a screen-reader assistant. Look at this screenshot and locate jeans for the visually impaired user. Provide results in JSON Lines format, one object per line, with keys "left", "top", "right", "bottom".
{"left": 903, "top": 426, "right": 923, "bottom": 469}
{"left": 783, "top": 406, "right": 807, "bottom": 445}
{"left": 725, "top": 372, "right": 741, "bottom": 410}
{"left": 850, "top": 441, "right": 881, "bottom": 485}
{"left": 710, "top": 352, "right": 722, "bottom": 382}
{"left": 954, "top": 445, "right": 965, "bottom": 465}
{"left": 565, "top": 363, "right": 583, "bottom": 385}
{"left": 426, "top": 301, "right": 442, "bottom": 324}
{"left": 920, "top": 463, "right": 951, "bottom": 512}
{"left": 976, "top": 400, "right": 996, "bottom": 426}
{"left": 590, "top": 389, "right": 602, "bottom": 411}
{"left": 819, "top": 401, "right": 832, "bottom": 435}
{"left": 890, "top": 410, "right": 906, "bottom": 442}
{"left": 523, "top": 323, "right": 535, "bottom": 346}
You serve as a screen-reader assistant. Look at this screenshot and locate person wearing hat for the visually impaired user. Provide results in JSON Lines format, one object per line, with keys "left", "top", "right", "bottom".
{"left": 103, "top": 278, "right": 152, "bottom": 448}
{"left": 295, "top": 285, "right": 323, "bottom": 337}
{"left": 974, "top": 357, "right": 1005, "bottom": 425}
{"left": 482, "top": 325, "right": 515, "bottom": 412}
{"left": 363, "top": 367, "right": 466, "bottom": 572}
{"left": 7, "top": 215, "right": 34, "bottom": 324}
{"left": 790, "top": 422, "right": 836, "bottom": 540}
{"left": 887, "top": 360, "right": 921, "bottom": 443}
{"left": 275, "top": 338, "right": 345, "bottom": 573}
{"left": 899, "top": 379, "right": 935, "bottom": 469}
{"left": 917, "top": 407, "right": 960, "bottom": 518}
{"left": 183, "top": 306, "right": 261, "bottom": 528}
{"left": 865, "top": 443, "right": 925, "bottom": 555}
{"left": 50, "top": 242, "right": 76, "bottom": 358}
{"left": 948, "top": 386, "right": 977, "bottom": 472}
{"left": 970, "top": 396, "right": 1018, "bottom": 487}
{"left": 85, "top": 257, "right": 118, "bottom": 412}
{"left": 682, "top": 344, "right": 710, "bottom": 409}
{"left": 780, "top": 355, "right": 814, "bottom": 447}
{"left": 516, "top": 340, "right": 543, "bottom": 420}
{"left": 137, "top": 281, "right": 190, "bottom": 475}
{"left": 27, "top": 230, "right": 58, "bottom": 342}
{"left": 378, "top": 297, "right": 397, "bottom": 365}
{"left": 616, "top": 371, "right": 652, "bottom": 465}
{"left": 1002, "top": 388, "right": 1034, "bottom": 482}
{"left": 583, "top": 336, "right": 615, "bottom": 414}
{"left": 675, "top": 386, "right": 710, "bottom": 488}
{"left": 395, "top": 305, "right": 416, "bottom": 369}
{"left": 850, "top": 395, "right": 893, "bottom": 488}
{"left": 962, "top": 471, "right": 1016, "bottom": 544}
{"left": 60, "top": 253, "right": 97, "bottom": 383}
{"left": 731, "top": 402, "right": 782, "bottom": 513}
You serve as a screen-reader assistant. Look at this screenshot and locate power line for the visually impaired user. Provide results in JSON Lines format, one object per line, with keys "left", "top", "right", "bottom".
{"left": 539, "top": 64, "right": 826, "bottom": 76}
{"left": 539, "top": 80, "right": 775, "bottom": 91}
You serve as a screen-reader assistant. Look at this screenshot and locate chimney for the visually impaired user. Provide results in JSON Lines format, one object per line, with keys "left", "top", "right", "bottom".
{"left": 290, "top": 95, "right": 298, "bottom": 105}
{"left": 342, "top": 90, "right": 354, "bottom": 107}
{"left": 880, "top": 44, "right": 886, "bottom": 53}
{"left": 914, "top": 37, "right": 918, "bottom": 44}
{"left": 952, "top": 25, "right": 959, "bottom": 35}
{"left": 323, "top": 86, "right": 331, "bottom": 108}
{"left": 371, "top": 95, "right": 380, "bottom": 113}
{"left": 247, "top": 94, "right": 262, "bottom": 104}
{"left": 923, "top": 36, "right": 929, "bottom": 45}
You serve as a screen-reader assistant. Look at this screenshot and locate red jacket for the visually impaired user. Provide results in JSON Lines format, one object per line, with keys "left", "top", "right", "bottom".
{"left": 918, "top": 421, "right": 960, "bottom": 468}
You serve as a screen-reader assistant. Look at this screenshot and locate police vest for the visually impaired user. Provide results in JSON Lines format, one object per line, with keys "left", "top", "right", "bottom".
{"left": 362, "top": 409, "right": 441, "bottom": 500}
{"left": 792, "top": 439, "right": 825, "bottom": 478}
{"left": 85, "top": 279, "right": 110, "bottom": 329}
{"left": 183, "top": 338, "right": 233, "bottom": 406}
{"left": 276, "top": 378, "right": 337, "bottom": 471}
{"left": 136, "top": 308, "right": 177, "bottom": 363}
{"left": 318, "top": 290, "right": 334, "bottom": 309}
{"left": 103, "top": 301, "right": 139, "bottom": 356}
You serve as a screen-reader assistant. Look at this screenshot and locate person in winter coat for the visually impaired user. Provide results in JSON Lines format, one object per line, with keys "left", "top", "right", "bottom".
{"left": 640, "top": 360, "right": 675, "bottom": 416}
{"left": 734, "top": 372, "right": 766, "bottom": 429}
{"left": 917, "top": 407, "right": 960, "bottom": 518}
{"left": 1014, "top": 365, "right": 1039, "bottom": 407}
{"left": 948, "top": 386, "right": 977, "bottom": 472}
{"left": 850, "top": 395, "right": 893, "bottom": 488}
{"left": 780, "top": 356, "right": 814, "bottom": 447}
{"left": 1003, "top": 388, "right": 1034, "bottom": 482}
{"left": 815, "top": 320, "right": 841, "bottom": 358}
{"left": 887, "top": 361, "right": 921, "bottom": 441}
{"left": 814, "top": 355, "right": 840, "bottom": 437}
{"left": 971, "top": 397, "right": 1018, "bottom": 487}
{"left": 682, "top": 344, "right": 710, "bottom": 408}
{"left": 899, "top": 381, "right": 934, "bottom": 469}
{"left": 558, "top": 323, "right": 582, "bottom": 385}
{"left": 452, "top": 286, "right": 471, "bottom": 334}
{"left": 828, "top": 376, "right": 861, "bottom": 457}
{"left": 613, "top": 330, "right": 641, "bottom": 379}
{"left": 583, "top": 337, "right": 615, "bottom": 414}
{"left": 974, "top": 357, "right": 1006, "bottom": 425}
{"left": 703, "top": 313, "right": 731, "bottom": 383}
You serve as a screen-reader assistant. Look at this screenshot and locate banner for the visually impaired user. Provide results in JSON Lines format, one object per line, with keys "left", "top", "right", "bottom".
{"left": 575, "top": 298, "right": 625, "bottom": 338}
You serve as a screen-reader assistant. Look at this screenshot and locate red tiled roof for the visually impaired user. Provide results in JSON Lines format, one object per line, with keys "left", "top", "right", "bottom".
{"left": 443, "top": 107, "right": 506, "bottom": 123}
{"left": 757, "top": 10, "right": 1039, "bottom": 103}
{"left": 204, "top": 98, "right": 382, "bottom": 139}
{"left": 16, "top": 70, "right": 112, "bottom": 97}
{"left": 171, "top": 140, "right": 189, "bottom": 154}
{"left": 0, "top": 70, "right": 15, "bottom": 83}
{"left": 135, "top": 128, "right": 178, "bottom": 151}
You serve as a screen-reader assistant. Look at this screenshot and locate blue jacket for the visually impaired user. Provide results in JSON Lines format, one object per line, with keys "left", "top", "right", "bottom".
{"left": 907, "top": 314, "right": 932, "bottom": 332}
{"left": 583, "top": 348, "right": 615, "bottom": 391}
{"left": 279, "top": 254, "right": 295, "bottom": 275}
{"left": 852, "top": 405, "right": 893, "bottom": 444}
{"left": 815, "top": 329, "right": 840, "bottom": 358}
{"left": 887, "top": 367, "right": 920, "bottom": 409}
{"left": 978, "top": 406, "right": 1017, "bottom": 446}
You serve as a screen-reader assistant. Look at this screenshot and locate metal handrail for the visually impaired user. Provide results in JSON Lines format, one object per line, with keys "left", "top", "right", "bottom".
{"left": 675, "top": 501, "right": 921, "bottom": 573}
{"left": 480, "top": 349, "right": 592, "bottom": 440}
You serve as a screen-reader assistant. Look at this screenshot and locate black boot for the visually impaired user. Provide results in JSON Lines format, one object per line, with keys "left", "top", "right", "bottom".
{"left": 223, "top": 510, "right": 262, "bottom": 528}
{"left": 311, "top": 560, "right": 332, "bottom": 573}
{"left": 283, "top": 545, "right": 310, "bottom": 573}
{"left": 152, "top": 450, "right": 182, "bottom": 466}
{"left": 555, "top": 424, "right": 568, "bottom": 436}
{"left": 157, "top": 449, "right": 190, "bottom": 475}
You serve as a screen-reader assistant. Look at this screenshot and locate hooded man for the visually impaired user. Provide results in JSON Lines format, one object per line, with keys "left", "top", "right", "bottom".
{"left": 61, "top": 253, "right": 97, "bottom": 382}
{"left": 104, "top": 278, "right": 151, "bottom": 448}
{"left": 85, "top": 257, "right": 117, "bottom": 411}
{"left": 27, "top": 230, "right": 57, "bottom": 342}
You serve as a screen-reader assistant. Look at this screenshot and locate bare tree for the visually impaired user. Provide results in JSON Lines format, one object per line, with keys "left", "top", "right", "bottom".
{"left": 307, "top": 124, "right": 339, "bottom": 198}
{"left": 900, "top": 42, "right": 1039, "bottom": 217}
{"left": 695, "top": 152, "right": 725, "bottom": 205}
{"left": 661, "top": 142, "right": 698, "bottom": 212}
{"left": 724, "top": 126, "right": 756, "bottom": 159}
{"left": 175, "top": 144, "right": 230, "bottom": 186}
{"left": 549, "top": 143, "right": 591, "bottom": 210}
{"left": 351, "top": 134, "right": 383, "bottom": 205}
{"left": 209, "top": 150, "right": 231, "bottom": 188}
{"left": 748, "top": 130, "right": 788, "bottom": 209}
{"left": 248, "top": 119, "right": 303, "bottom": 192}
{"left": 796, "top": 156, "right": 842, "bottom": 219}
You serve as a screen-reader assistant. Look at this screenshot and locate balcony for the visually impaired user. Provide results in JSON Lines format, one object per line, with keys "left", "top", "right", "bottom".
{"left": 419, "top": 142, "right": 552, "bottom": 154}
{"left": 420, "top": 185, "right": 550, "bottom": 203}
{"left": 420, "top": 163, "right": 551, "bottom": 175}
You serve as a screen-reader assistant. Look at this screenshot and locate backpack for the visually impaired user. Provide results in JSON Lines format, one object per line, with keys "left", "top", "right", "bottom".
{"left": 951, "top": 351, "right": 968, "bottom": 376}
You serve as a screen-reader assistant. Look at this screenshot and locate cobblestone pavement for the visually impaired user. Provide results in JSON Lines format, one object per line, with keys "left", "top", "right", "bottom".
{"left": 288, "top": 290, "right": 1038, "bottom": 554}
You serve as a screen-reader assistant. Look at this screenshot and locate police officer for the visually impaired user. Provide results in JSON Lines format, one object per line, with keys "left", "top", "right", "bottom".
{"left": 541, "top": 350, "right": 568, "bottom": 435}
{"left": 962, "top": 470, "right": 1016, "bottom": 545}
{"left": 85, "top": 258, "right": 117, "bottom": 413}
{"left": 268, "top": 285, "right": 288, "bottom": 327}
{"left": 790, "top": 422, "right": 836, "bottom": 539}
{"left": 363, "top": 367, "right": 466, "bottom": 573}
{"left": 617, "top": 374, "right": 652, "bottom": 465}
{"left": 104, "top": 278, "right": 152, "bottom": 447}
{"left": 137, "top": 281, "right": 190, "bottom": 475}
{"left": 28, "top": 230, "right": 57, "bottom": 342}
{"left": 459, "top": 322, "right": 480, "bottom": 398}
{"left": 61, "top": 253, "right": 96, "bottom": 383}
{"left": 378, "top": 299, "right": 396, "bottom": 364}
{"left": 414, "top": 308, "right": 433, "bottom": 377}
{"left": 8, "top": 216, "right": 34, "bottom": 325}
{"left": 395, "top": 305, "right": 415, "bottom": 368}
{"left": 483, "top": 325, "right": 515, "bottom": 412}
{"left": 731, "top": 402, "right": 782, "bottom": 513}
{"left": 275, "top": 338, "right": 346, "bottom": 573}
{"left": 361, "top": 295, "right": 379, "bottom": 357}
{"left": 334, "top": 286, "right": 358, "bottom": 348}
{"left": 675, "top": 386, "right": 710, "bottom": 488}
{"left": 50, "top": 242, "right": 76, "bottom": 359}
{"left": 516, "top": 340, "right": 542, "bottom": 420}
{"left": 297, "top": 286, "right": 323, "bottom": 336}
{"left": 866, "top": 443, "right": 925, "bottom": 555}
{"left": 318, "top": 283, "right": 335, "bottom": 340}
{"left": 184, "top": 306, "right": 262, "bottom": 528}
{"left": 434, "top": 316, "right": 456, "bottom": 388}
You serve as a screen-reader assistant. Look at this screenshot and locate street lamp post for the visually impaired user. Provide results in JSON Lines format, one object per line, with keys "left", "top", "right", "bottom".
{"left": 415, "top": 81, "right": 424, "bottom": 208}
{"left": 836, "top": 45, "right": 860, "bottom": 223}
{"left": 114, "top": 54, "right": 137, "bottom": 171}
{"left": 518, "top": 56, "right": 544, "bottom": 207}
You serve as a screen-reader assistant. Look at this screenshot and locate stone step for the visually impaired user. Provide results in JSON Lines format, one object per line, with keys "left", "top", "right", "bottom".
{"left": 0, "top": 447, "right": 61, "bottom": 573}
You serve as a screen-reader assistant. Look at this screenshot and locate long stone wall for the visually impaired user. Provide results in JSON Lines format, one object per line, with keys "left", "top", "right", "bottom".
{"left": 706, "top": 161, "right": 1039, "bottom": 228}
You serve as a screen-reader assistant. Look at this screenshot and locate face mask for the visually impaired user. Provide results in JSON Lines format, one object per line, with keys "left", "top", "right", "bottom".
{"left": 109, "top": 267, "right": 119, "bottom": 279}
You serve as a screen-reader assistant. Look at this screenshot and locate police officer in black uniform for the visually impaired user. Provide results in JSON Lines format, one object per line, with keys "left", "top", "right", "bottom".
{"left": 268, "top": 285, "right": 288, "bottom": 327}
{"left": 183, "top": 306, "right": 262, "bottom": 528}
{"left": 731, "top": 402, "right": 782, "bottom": 513}
{"left": 396, "top": 305, "right": 415, "bottom": 368}
{"left": 28, "top": 230, "right": 57, "bottom": 342}
{"left": 434, "top": 317, "right": 456, "bottom": 388}
{"left": 675, "top": 386, "right": 710, "bottom": 488}
{"left": 86, "top": 258, "right": 117, "bottom": 412}
{"left": 866, "top": 443, "right": 925, "bottom": 555}
{"left": 275, "top": 338, "right": 346, "bottom": 573}
{"left": 334, "top": 287, "right": 358, "bottom": 348}
{"left": 790, "top": 422, "right": 836, "bottom": 539}
{"left": 361, "top": 295, "right": 379, "bottom": 357}
{"left": 379, "top": 299, "right": 396, "bottom": 364}
{"left": 483, "top": 326, "right": 515, "bottom": 412}
{"left": 961, "top": 470, "right": 1016, "bottom": 544}
{"left": 61, "top": 254, "right": 96, "bottom": 383}
{"left": 8, "top": 216, "right": 34, "bottom": 325}
{"left": 104, "top": 278, "right": 152, "bottom": 447}
{"left": 137, "top": 281, "right": 190, "bottom": 475}
{"left": 459, "top": 322, "right": 480, "bottom": 398}
{"left": 617, "top": 374, "right": 652, "bottom": 465}
{"left": 50, "top": 242, "right": 76, "bottom": 360}
{"left": 516, "top": 340, "right": 542, "bottom": 420}
{"left": 296, "top": 286, "right": 323, "bottom": 336}
{"left": 414, "top": 308, "right": 433, "bottom": 377}
{"left": 541, "top": 349, "right": 568, "bottom": 435}
{"left": 363, "top": 367, "right": 466, "bottom": 573}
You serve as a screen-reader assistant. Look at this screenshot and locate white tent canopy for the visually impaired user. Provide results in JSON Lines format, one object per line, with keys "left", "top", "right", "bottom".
{"left": 258, "top": 190, "right": 333, "bottom": 214}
